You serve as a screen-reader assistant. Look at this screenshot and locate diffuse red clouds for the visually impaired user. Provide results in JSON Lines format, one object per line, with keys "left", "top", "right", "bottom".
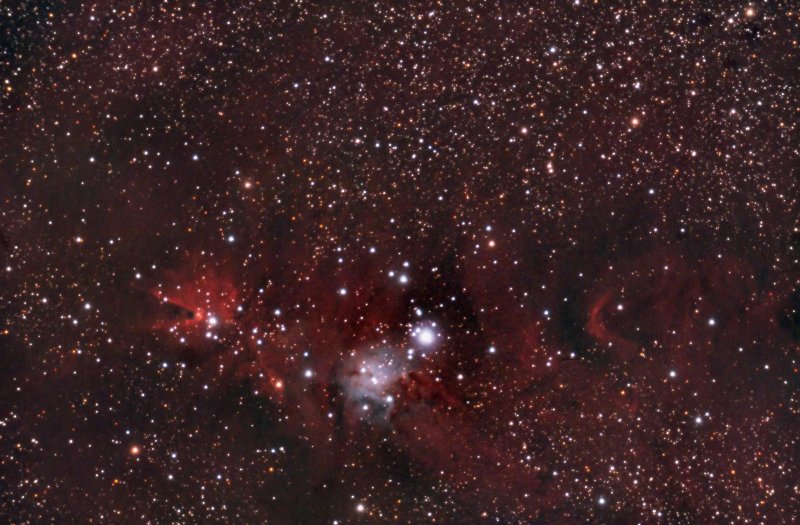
{"left": 144, "top": 261, "right": 241, "bottom": 334}
{"left": 387, "top": 371, "right": 567, "bottom": 512}
{"left": 445, "top": 232, "right": 800, "bottom": 513}
{"left": 581, "top": 249, "right": 796, "bottom": 415}
{"left": 587, "top": 290, "right": 637, "bottom": 359}
{"left": 143, "top": 241, "right": 798, "bottom": 520}
{"left": 575, "top": 249, "right": 799, "bottom": 513}
{"left": 585, "top": 250, "right": 792, "bottom": 363}
{"left": 141, "top": 252, "right": 552, "bottom": 503}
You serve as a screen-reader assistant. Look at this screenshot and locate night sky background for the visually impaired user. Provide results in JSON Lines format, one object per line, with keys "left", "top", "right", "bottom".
{"left": 2, "top": 1, "right": 800, "bottom": 524}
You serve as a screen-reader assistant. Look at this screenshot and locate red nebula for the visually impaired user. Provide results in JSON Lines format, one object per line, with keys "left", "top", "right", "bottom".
{"left": 146, "top": 263, "right": 240, "bottom": 335}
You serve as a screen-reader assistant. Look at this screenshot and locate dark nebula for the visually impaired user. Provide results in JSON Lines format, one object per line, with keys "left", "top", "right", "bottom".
{"left": 1, "top": 1, "right": 799, "bottom": 524}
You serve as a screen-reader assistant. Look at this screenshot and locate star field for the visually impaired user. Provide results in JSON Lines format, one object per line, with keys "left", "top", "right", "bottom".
{"left": 1, "top": 1, "right": 800, "bottom": 524}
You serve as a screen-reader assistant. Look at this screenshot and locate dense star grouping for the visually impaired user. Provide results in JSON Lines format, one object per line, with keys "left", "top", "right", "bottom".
{"left": 1, "top": 1, "right": 800, "bottom": 523}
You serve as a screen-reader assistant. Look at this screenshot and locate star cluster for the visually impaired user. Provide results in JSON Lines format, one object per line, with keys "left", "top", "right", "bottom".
{"left": 1, "top": 1, "right": 800, "bottom": 523}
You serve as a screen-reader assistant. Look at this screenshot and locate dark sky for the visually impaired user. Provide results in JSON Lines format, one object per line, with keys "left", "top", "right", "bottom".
{"left": 1, "top": 1, "right": 799, "bottom": 523}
